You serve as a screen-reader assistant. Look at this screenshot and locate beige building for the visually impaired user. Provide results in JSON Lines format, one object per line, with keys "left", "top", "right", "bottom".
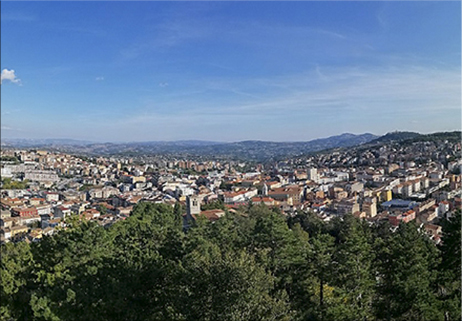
{"left": 362, "top": 197, "right": 377, "bottom": 217}
{"left": 337, "top": 199, "right": 360, "bottom": 215}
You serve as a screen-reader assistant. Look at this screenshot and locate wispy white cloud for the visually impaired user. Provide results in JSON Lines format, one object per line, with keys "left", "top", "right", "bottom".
{"left": 225, "top": 20, "right": 349, "bottom": 50}
{"left": 121, "top": 63, "right": 460, "bottom": 126}
{"left": 1, "top": 69, "right": 22, "bottom": 85}
{"left": 155, "top": 20, "right": 212, "bottom": 48}
{"left": 159, "top": 82, "right": 169, "bottom": 87}
{"left": 376, "top": 13, "right": 387, "bottom": 29}
{"left": 119, "top": 12, "right": 349, "bottom": 62}
{"left": 222, "top": 65, "right": 461, "bottom": 116}
{"left": 119, "top": 4, "right": 219, "bottom": 61}
{"left": 48, "top": 62, "right": 460, "bottom": 142}
{"left": 95, "top": 76, "right": 105, "bottom": 81}
{"left": 376, "top": 2, "right": 391, "bottom": 31}
{"left": 308, "top": 28, "right": 347, "bottom": 40}
{"left": 120, "top": 19, "right": 212, "bottom": 60}
{"left": 1, "top": 108, "right": 21, "bottom": 115}
{"left": 1, "top": 126, "right": 22, "bottom": 132}
{"left": 1, "top": 12, "right": 37, "bottom": 22}
{"left": 315, "top": 64, "right": 328, "bottom": 81}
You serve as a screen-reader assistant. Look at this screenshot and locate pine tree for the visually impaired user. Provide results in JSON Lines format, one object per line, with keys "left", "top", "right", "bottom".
{"left": 309, "top": 233, "right": 336, "bottom": 321}
{"left": 438, "top": 210, "right": 461, "bottom": 321}
{"left": 374, "top": 222, "right": 442, "bottom": 321}
{"left": 330, "top": 215, "right": 375, "bottom": 321}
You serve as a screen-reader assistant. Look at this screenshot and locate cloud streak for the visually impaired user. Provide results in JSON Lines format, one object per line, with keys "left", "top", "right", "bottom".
{"left": 119, "top": 18, "right": 213, "bottom": 60}
{"left": 28, "top": 62, "right": 458, "bottom": 142}
{"left": 119, "top": 12, "right": 349, "bottom": 62}
{"left": 121, "top": 64, "right": 460, "bottom": 132}
{"left": 1, "top": 12, "right": 37, "bottom": 22}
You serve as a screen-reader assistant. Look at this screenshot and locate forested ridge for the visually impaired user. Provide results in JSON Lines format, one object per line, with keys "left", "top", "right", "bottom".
{"left": 1, "top": 203, "right": 460, "bottom": 321}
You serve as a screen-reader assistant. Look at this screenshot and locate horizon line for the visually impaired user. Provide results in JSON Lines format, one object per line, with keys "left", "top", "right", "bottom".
{"left": 2, "top": 130, "right": 461, "bottom": 146}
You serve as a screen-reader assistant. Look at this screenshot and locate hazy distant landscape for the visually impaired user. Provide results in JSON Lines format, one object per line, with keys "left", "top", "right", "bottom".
{"left": 2, "top": 131, "right": 460, "bottom": 161}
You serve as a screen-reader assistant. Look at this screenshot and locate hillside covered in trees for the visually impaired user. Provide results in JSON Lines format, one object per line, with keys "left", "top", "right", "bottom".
{"left": 1, "top": 203, "right": 460, "bottom": 321}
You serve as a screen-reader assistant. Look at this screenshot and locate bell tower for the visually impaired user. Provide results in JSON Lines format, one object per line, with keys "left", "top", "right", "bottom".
{"left": 186, "top": 195, "right": 201, "bottom": 216}
{"left": 262, "top": 183, "right": 268, "bottom": 196}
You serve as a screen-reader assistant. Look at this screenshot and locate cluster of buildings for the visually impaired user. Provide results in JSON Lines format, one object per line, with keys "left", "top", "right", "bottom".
{"left": 1, "top": 137, "right": 461, "bottom": 244}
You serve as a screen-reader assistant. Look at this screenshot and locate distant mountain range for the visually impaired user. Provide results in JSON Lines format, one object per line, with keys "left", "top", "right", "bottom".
{"left": 1, "top": 133, "right": 377, "bottom": 159}
{"left": 2, "top": 131, "right": 460, "bottom": 161}
{"left": 368, "top": 131, "right": 461, "bottom": 145}
{"left": 1, "top": 138, "right": 95, "bottom": 147}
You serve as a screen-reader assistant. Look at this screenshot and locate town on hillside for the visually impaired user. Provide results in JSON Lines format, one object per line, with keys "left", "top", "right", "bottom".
{"left": 1, "top": 135, "right": 461, "bottom": 244}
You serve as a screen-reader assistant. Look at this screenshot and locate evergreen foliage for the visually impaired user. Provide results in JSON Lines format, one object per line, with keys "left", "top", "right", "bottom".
{"left": 1, "top": 204, "right": 460, "bottom": 321}
{"left": 1, "top": 178, "right": 29, "bottom": 190}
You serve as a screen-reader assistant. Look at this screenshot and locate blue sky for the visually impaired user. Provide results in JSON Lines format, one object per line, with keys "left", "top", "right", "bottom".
{"left": 1, "top": 1, "right": 460, "bottom": 142}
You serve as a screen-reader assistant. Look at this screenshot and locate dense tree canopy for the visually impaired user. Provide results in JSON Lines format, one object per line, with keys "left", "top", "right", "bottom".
{"left": 1, "top": 178, "right": 29, "bottom": 190}
{"left": 1, "top": 204, "right": 460, "bottom": 321}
